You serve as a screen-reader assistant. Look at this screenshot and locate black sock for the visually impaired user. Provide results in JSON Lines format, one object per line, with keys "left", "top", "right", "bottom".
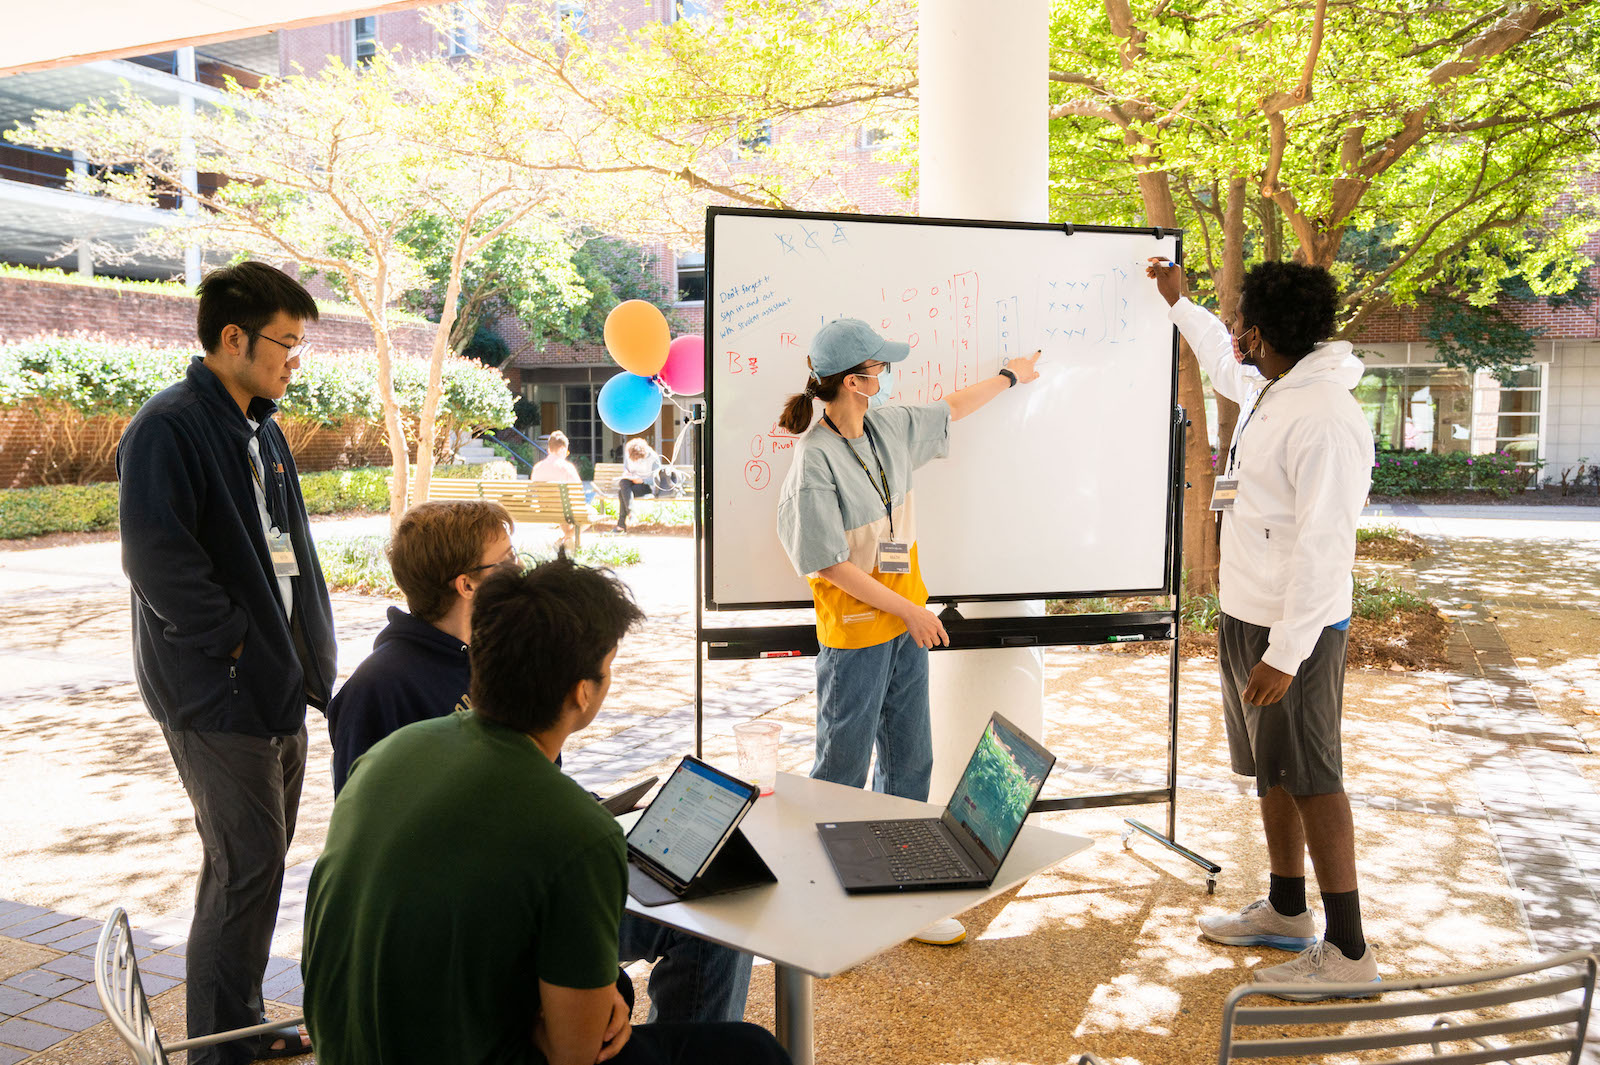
{"left": 1321, "top": 889, "right": 1366, "bottom": 959}
{"left": 1268, "top": 873, "right": 1306, "bottom": 917}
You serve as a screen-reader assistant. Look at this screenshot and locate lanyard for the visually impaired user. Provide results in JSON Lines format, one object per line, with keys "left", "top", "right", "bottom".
{"left": 246, "top": 435, "right": 287, "bottom": 529}
{"left": 1226, "top": 372, "right": 1287, "bottom": 476}
{"left": 822, "top": 413, "right": 894, "bottom": 537}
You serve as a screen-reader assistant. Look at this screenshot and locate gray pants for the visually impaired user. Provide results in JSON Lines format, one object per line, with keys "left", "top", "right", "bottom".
{"left": 1217, "top": 614, "right": 1348, "bottom": 797}
{"left": 160, "top": 724, "right": 307, "bottom": 1065}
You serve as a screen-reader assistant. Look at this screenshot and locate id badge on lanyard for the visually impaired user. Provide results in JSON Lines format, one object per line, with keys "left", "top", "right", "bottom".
{"left": 267, "top": 528, "right": 300, "bottom": 577}
{"left": 876, "top": 540, "right": 911, "bottom": 574}
{"left": 1209, "top": 478, "right": 1239, "bottom": 511}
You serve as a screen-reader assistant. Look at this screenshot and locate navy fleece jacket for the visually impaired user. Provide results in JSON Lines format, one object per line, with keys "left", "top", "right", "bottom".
{"left": 326, "top": 606, "right": 469, "bottom": 794}
{"left": 118, "top": 358, "right": 335, "bottom": 736}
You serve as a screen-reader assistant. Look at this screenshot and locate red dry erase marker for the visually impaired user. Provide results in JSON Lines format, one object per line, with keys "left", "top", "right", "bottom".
{"left": 760, "top": 650, "right": 803, "bottom": 658}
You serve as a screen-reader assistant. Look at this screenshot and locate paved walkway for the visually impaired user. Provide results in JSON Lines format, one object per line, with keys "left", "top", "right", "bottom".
{"left": 1, "top": 505, "right": 1596, "bottom": 1062}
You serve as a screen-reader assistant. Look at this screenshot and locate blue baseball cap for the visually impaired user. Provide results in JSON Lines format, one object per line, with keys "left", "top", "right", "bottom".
{"left": 808, "top": 318, "right": 911, "bottom": 379}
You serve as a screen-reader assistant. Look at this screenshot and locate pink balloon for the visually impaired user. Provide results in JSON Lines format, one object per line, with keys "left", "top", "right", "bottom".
{"left": 659, "top": 334, "right": 705, "bottom": 396}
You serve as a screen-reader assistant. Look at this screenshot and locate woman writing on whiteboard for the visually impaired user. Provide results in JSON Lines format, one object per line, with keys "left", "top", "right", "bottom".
{"left": 775, "top": 317, "right": 1039, "bottom": 944}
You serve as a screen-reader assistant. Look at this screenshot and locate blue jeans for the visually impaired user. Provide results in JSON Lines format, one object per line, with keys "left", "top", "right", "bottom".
{"left": 618, "top": 913, "right": 753, "bottom": 1023}
{"left": 812, "top": 632, "right": 932, "bottom": 800}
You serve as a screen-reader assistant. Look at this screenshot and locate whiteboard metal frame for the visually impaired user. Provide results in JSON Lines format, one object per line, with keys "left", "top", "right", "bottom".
{"left": 701, "top": 205, "right": 1182, "bottom": 612}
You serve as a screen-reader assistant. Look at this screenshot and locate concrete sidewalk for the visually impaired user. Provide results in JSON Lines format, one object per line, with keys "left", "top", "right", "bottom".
{"left": 1, "top": 508, "right": 1596, "bottom": 1064}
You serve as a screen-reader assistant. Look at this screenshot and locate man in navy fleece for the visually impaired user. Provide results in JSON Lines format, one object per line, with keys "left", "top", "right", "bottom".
{"left": 326, "top": 501, "right": 756, "bottom": 1023}
{"left": 326, "top": 500, "right": 515, "bottom": 792}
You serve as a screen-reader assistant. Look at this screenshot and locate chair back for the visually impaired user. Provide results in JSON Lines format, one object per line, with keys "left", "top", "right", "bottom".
{"left": 94, "top": 908, "right": 169, "bottom": 1065}
{"left": 1218, "top": 951, "right": 1597, "bottom": 1065}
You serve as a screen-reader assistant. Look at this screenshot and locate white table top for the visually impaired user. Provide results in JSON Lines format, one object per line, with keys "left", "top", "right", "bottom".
{"left": 623, "top": 771, "right": 1094, "bottom": 978}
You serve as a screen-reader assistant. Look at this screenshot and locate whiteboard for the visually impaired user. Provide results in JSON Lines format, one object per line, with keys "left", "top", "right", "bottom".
{"left": 704, "top": 208, "right": 1179, "bottom": 610}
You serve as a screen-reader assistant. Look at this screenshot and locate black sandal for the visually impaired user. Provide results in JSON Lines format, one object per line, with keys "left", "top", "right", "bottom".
{"left": 252, "top": 1023, "right": 312, "bottom": 1059}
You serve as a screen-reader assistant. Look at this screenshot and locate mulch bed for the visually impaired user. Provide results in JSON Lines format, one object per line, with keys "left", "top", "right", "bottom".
{"left": 1356, "top": 532, "right": 1428, "bottom": 561}
{"left": 1105, "top": 606, "right": 1451, "bottom": 673}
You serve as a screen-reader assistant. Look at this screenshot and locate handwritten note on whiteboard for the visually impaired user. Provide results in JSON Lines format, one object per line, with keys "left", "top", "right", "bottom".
{"left": 704, "top": 208, "right": 1179, "bottom": 610}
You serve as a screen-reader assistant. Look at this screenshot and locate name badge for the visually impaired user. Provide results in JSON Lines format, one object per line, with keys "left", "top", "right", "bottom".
{"left": 1210, "top": 478, "right": 1240, "bottom": 512}
{"left": 877, "top": 540, "right": 910, "bottom": 574}
{"left": 267, "top": 528, "right": 300, "bottom": 577}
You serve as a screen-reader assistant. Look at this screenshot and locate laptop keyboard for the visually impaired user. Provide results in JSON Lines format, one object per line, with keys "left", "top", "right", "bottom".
{"left": 873, "top": 821, "right": 975, "bottom": 882}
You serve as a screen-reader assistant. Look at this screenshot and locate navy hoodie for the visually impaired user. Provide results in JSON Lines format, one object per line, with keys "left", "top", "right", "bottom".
{"left": 119, "top": 358, "right": 335, "bottom": 736}
{"left": 326, "top": 606, "right": 469, "bottom": 794}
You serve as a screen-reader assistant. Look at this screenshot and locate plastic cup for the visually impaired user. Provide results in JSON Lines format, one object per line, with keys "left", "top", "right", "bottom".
{"left": 733, "top": 720, "right": 781, "bottom": 796}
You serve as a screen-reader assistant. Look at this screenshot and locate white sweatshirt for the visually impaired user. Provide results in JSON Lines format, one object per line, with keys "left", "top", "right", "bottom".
{"left": 1169, "top": 297, "right": 1374, "bottom": 675}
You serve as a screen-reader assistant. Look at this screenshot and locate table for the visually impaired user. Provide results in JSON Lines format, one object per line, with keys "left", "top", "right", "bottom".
{"left": 624, "top": 772, "right": 1094, "bottom": 1065}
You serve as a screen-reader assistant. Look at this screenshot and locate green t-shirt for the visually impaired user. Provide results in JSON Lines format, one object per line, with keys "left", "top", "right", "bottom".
{"left": 302, "top": 710, "right": 626, "bottom": 1065}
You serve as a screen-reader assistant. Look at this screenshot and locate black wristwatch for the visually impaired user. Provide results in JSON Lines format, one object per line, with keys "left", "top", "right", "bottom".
{"left": 998, "top": 368, "right": 1018, "bottom": 388}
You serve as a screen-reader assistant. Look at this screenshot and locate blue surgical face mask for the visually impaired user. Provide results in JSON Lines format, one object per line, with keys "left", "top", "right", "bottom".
{"left": 855, "top": 366, "right": 894, "bottom": 408}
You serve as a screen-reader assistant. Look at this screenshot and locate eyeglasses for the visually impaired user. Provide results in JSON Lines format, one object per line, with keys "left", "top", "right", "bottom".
{"left": 456, "top": 549, "right": 521, "bottom": 584}
{"left": 250, "top": 332, "right": 313, "bottom": 359}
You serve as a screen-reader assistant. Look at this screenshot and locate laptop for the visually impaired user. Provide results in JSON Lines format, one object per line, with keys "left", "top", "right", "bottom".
{"left": 625, "top": 755, "right": 760, "bottom": 899}
{"left": 817, "top": 712, "right": 1056, "bottom": 894}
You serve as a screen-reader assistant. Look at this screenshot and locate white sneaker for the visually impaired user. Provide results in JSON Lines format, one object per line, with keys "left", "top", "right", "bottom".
{"left": 1252, "top": 940, "right": 1381, "bottom": 1000}
{"left": 911, "top": 917, "right": 966, "bottom": 945}
{"left": 1198, "top": 899, "right": 1317, "bottom": 950}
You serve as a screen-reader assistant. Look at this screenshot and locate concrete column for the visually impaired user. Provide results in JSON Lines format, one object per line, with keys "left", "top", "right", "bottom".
{"left": 177, "top": 47, "right": 202, "bottom": 287}
{"left": 72, "top": 150, "right": 92, "bottom": 277}
{"left": 918, "top": 0, "right": 1049, "bottom": 801}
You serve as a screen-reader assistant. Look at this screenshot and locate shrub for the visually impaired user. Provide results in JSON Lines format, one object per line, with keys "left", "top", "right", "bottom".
{"left": 314, "top": 532, "right": 640, "bottom": 596}
{"left": 0, "top": 482, "right": 120, "bottom": 539}
{"left": 1369, "top": 449, "right": 1534, "bottom": 497}
{"left": 0, "top": 335, "right": 517, "bottom": 481}
{"left": 298, "top": 467, "right": 392, "bottom": 514}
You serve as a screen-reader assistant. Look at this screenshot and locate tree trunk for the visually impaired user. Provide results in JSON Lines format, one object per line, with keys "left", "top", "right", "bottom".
{"left": 1139, "top": 170, "right": 1220, "bottom": 595}
{"left": 411, "top": 252, "right": 467, "bottom": 513}
{"left": 1210, "top": 174, "right": 1247, "bottom": 530}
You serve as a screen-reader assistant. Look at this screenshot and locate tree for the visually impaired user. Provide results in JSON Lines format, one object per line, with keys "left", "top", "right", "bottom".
{"left": 9, "top": 54, "right": 563, "bottom": 530}
{"left": 1048, "top": 0, "right": 1600, "bottom": 591}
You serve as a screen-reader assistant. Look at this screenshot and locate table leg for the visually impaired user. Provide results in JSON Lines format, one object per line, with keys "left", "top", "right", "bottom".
{"left": 773, "top": 963, "right": 814, "bottom": 1065}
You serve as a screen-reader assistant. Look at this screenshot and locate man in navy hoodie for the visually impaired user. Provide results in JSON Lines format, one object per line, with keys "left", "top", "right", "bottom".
{"left": 119, "top": 261, "right": 335, "bottom": 1062}
{"left": 327, "top": 500, "right": 755, "bottom": 1024}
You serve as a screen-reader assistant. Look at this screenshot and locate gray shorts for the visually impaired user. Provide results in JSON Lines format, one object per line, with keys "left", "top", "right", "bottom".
{"left": 1217, "top": 613, "right": 1349, "bottom": 797}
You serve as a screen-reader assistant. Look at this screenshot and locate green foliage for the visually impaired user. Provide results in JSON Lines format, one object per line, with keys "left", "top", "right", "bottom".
{"left": 1369, "top": 449, "right": 1533, "bottom": 497}
{"left": 0, "top": 337, "right": 514, "bottom": 438}
{"left": 298, "top": 467, "right": 393, "bottom": 515}
{"left": 0, "top": 482, "right": 120, "bottom": 539}
{"left": 1181, "top": 591, "right": 1221, "bottom": 633}
{"left": 1355, "top": 524, "right": 1403, "bottom": 543}
{"left": 460, "top": 324, "right": 511, "bottom": 367}
{"left": 1423, "top": 299, "right": 1539, "bottom": 381}
{"left": 315, "top": 531, "right": 641, "bottom": 597}
{"left": 573, "top": 455, "right": 596, "bottom": 481}
{"left": 1351, "top": 575, "right": 1429, "bottom": 622}
{"left": 556, "top": 236, "right": 670, "bottom": 343}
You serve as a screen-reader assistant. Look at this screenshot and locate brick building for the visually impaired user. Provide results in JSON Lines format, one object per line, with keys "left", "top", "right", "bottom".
{"left": 1, "top": 5, "right": 1594, "bottom": 481}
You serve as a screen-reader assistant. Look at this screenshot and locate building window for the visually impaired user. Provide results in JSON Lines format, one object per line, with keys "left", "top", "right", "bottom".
{"left": 676, "top": 254, "right": 705, "bottom": 304}
{"left": 555, "top": 1, "right": 590, "bottom": 36}
{"left": 858, "top": 126, "right": 895, "bottom": 151}
{"left": 736, "top": 119, "right": 772, "bottom": 157}
{"left": 448, "top": 2, "right": 481, "bottom": 56}
{"left": 673, "top": 0, "right": 711, "bottom": 21}
{"left": 352, "top": 17, "right": 378, "bottom": 66}
{"left": 1353, "top": 364, "right": 1545, "bottom": 467}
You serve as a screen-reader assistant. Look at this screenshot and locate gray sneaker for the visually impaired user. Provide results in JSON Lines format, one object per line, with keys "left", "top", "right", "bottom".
{"left": 1252, "top": 940, "right": 1381, "bottom": 1000}
{"left": 1198, "top": 899, "right": 1316, "bottom": 950}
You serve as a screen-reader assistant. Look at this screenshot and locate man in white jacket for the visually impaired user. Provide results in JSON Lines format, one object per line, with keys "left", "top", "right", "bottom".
{"left": 1149, "top": 259, "right": 1379, "bottom": 997}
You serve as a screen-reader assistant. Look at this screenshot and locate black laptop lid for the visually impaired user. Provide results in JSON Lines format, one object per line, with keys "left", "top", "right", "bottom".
{"left": 940, "top": 713, "right": 1056, "bottom": 873}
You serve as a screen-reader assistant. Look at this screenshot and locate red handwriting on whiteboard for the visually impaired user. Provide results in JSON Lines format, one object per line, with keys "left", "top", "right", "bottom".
{"left": 726, "top": 351, "right": 758, "bottom": 375}
{"left": 745, "top": 460, "right": 771, "bottom": 490}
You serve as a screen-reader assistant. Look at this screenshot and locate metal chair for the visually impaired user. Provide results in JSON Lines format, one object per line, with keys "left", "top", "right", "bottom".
{"left": 94, "top": 907, "right": 305, "bottom": 1065}
{"left": 1218, "top": 950, "right": 1597, "bottom": 1064}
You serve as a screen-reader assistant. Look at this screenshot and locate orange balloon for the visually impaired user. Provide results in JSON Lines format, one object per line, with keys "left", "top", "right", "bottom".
{"left": 604, "top": 300, "right": 671, "bottom": 377}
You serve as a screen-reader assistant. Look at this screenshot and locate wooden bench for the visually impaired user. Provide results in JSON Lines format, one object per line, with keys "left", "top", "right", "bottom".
{"left": 424, "top": 478, "right": 599, "bottom": 548}
{"left": 591, "top": 462, "right": 695, "bottom": 499}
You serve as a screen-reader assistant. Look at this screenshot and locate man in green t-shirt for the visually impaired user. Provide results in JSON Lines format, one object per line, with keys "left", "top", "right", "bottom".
{"left": 302, "top": 557, "right": 789, "bottom": 1065}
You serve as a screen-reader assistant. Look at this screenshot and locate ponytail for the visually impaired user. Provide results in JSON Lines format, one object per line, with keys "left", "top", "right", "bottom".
{"left": 776, "top": 362, "right": 870, "bottom": 436}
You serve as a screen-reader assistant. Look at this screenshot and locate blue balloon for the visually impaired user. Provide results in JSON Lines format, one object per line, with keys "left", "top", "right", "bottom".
{"left": 596, "top": 372, "right": 663, "bottom": 435}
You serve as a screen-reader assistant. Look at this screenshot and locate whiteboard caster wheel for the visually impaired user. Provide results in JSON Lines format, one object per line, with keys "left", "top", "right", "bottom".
{"left": 1206, "top": 876, "right": 1217, "bottom": 895}
{"left": 1120, "top": 828, "right": 1133, "bottom": 850}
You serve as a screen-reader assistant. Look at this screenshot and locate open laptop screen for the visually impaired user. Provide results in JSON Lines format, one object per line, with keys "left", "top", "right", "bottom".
{"left": 626, "top": 758, "right": 755, "bottom": 884}
{"left": 944, "top": 715, "right": 1055, "bottom": 866}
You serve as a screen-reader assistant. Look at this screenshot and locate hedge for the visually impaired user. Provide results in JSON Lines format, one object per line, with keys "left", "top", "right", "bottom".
{"left": 1369, "top": 449, "right": 1533, "bottom": 497}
